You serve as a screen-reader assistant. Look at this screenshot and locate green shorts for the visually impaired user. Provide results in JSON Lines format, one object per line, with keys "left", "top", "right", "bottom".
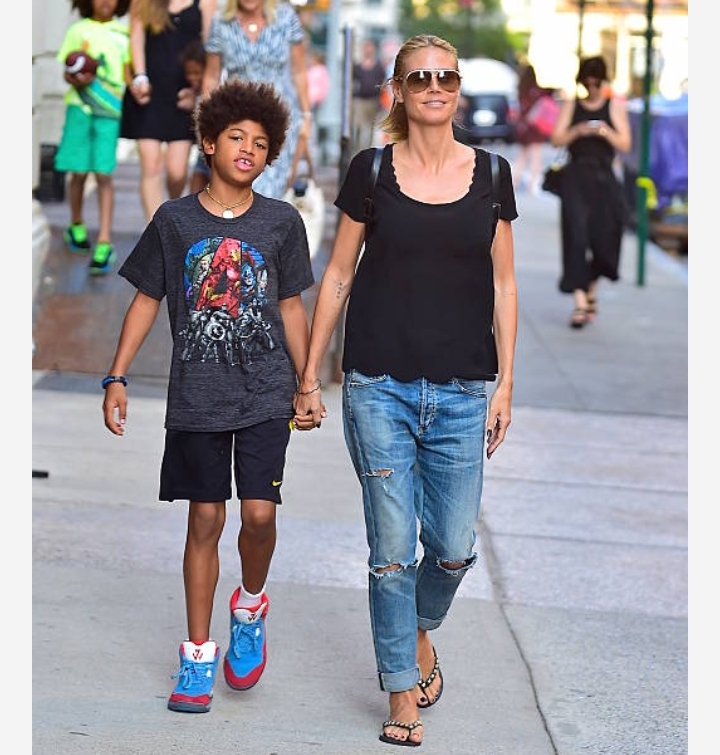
{"left": 54, "top": 105, "right": 120, "bottom": 175}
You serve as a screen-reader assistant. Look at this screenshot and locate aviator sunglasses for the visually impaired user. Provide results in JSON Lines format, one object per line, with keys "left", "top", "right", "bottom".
{"left": 398, "top": 68, "right": 462, "bottom": 94}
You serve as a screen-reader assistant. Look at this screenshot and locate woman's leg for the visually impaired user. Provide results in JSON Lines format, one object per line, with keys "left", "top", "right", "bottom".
{"left": 184, "top": 501, "right": 226, "bottom": 644}
{"left": 136, "top": 138, "right": 165, "bottom": 222}
{"left": 164, "top": 140, "right": 193, "bottom": 200}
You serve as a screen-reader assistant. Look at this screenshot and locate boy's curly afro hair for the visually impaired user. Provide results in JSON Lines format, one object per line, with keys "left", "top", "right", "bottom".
{"left": 195, "top": 79, "right": 290, "bottom": 166}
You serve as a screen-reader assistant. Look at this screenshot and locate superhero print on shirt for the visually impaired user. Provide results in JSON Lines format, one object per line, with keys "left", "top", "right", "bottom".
{"left": 180, "top": 236, "right": 272, "bottom": 365}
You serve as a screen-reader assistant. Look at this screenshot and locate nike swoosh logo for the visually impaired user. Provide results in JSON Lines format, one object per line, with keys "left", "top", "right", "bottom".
{"left": 271, "top": 480, "right": 282, "bottom": 487}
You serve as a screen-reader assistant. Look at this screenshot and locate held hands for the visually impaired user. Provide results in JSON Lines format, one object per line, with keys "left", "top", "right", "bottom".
{"left": 176, "top": 87, "right": 197, "bottom": 112}
{"left": 292, "top": 378, "right": 327, "bottom": 431}
{"left": 130, "top": 77, "right": 152, "bottom": 106}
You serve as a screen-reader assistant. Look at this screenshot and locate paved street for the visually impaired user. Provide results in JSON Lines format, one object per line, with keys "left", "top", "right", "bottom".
{"left": 32, "top": 142, "right": 688, "bottom": 754}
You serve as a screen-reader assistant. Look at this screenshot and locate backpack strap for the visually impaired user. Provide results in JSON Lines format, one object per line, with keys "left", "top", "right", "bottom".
{"left": 363, "top": 145, "right": 384, "bottom": 224}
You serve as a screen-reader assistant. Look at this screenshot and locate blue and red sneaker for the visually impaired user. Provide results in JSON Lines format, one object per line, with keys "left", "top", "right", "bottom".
{"left": 167, "top": 640, "right": 219, "bottom": 713}
{"left": 223, "top": 588, "right": 269, "bottom": 690}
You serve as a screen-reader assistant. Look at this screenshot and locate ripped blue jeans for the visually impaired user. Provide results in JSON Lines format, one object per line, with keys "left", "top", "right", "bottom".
{"left": 342, "top": 371, "right": 487, "bottom": 692}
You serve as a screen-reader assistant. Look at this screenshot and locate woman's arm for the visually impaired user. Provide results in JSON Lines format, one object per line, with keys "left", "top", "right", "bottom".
{"left": 290, "top": 39, "right": 312, "bottom": 145}
{"left": 606, "top": 97, "right": 632, "bottom": 153}
{"left": 294, "top": 212, "right": 365, "bottom": 423}
{"left": 127, "top": 0, "right": 151, "bottom": 104}
{"left": 201, "top": 52, "right": 223, "bottom": 98}
{"left": 487, "top": 219, "right": 517, "bottom": 458}
{"left": 278, "top": 294, "right": 316, "bottom": 431}
{"left": 199, "top": 0, "right": 217, "bottom": 42}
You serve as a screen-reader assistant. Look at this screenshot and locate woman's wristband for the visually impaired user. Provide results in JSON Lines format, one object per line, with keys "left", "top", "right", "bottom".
{"left": 102, "top": 375, "right": 128, "bottom": 389}
{"left": 301, "top": 110, "right": 312, "bottom": 118}
{"left": 133, "top": 73, "right": 149, "bottom": 86}
{"left": 295, "top": 378, "right": 321, "bottom": 396}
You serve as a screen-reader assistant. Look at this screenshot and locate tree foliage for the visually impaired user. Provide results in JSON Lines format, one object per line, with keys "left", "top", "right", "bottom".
{"left": 396, "top": 0, "right": 521, "bottom": 62}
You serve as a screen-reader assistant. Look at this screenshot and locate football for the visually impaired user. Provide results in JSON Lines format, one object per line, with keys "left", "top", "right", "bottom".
{"left": 65, "top": 50, "right": 99, "bottom": 77}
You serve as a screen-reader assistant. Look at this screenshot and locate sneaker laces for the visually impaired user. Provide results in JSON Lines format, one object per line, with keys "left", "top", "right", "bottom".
{"left": 171, "top": 659, "right": 212, "bottom": 690}
{"left": 230, "top": 618, "right": 264, "bottom": 658}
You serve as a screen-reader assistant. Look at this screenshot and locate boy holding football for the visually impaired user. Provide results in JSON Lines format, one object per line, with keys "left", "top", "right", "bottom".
{"left": 55, "top": 0, "right": 131, "bottom": 275}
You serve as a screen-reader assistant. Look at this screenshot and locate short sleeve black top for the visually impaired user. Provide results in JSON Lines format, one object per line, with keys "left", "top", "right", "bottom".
{"left": 118, "top": 193, "right": 314, "bottom": 431}
{"left": 335, "top": 144, "right": 518, "bottom": 384}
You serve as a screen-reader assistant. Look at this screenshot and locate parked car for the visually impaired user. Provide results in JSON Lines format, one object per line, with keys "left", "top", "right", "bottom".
{"left": 454, "top": 58, "right": 519, "bottom": 144}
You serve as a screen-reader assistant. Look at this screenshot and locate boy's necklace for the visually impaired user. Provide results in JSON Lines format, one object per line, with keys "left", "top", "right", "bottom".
{"left": 204, "top": 185, "right": 253, "bottom": 218}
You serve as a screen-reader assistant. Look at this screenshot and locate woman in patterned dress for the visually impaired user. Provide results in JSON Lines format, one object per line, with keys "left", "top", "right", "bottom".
{"left": 201, "top": 0, "right": 312, "bottom": 199}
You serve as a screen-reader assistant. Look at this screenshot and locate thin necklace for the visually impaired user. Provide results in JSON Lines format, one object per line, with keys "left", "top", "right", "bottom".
{"left": 204, "top": 185, "right": 253, "bottom": 219}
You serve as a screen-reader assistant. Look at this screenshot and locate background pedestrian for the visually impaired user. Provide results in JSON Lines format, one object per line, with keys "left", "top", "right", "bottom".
{"left": 351, "top": 38, "right": 387, "bottom": 153}
{"left": 550, "top": 54, "right": 631, "bottom": 328}
{"left": 120, "top": 0, "right": 217, "bottom": 223}
{"left": 54, "top": 0, "right": 132, "bottom": 276}
{"left": 202, "top": 0, "right": 312, "bottom": 200}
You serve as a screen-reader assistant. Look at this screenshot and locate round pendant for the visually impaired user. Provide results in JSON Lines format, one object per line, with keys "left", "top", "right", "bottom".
{"left": 222, "top": 209, "right": 234, "bottom": 219}
{"left": 248, "top": 22, "right": 258, "bottom": 33}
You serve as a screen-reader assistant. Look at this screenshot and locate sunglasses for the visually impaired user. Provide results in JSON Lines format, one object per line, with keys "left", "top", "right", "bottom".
{"left": 398, "top": 68, "right": 462, "bottom": 94}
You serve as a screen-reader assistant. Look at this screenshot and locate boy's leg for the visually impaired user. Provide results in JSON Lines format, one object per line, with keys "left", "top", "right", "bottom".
{"left": 185, "top": 501, "right": 227, "bottom": 643}
{"left": 223, "top": 418, "right": 290, "bottom": 690}
{"left": 161, "top": 430, "right": 233, "bottom": 713}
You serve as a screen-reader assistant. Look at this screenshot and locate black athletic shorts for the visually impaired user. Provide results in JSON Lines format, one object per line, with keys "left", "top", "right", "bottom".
{"left": 159, "top": 418, "right": 291, "bottom": 504}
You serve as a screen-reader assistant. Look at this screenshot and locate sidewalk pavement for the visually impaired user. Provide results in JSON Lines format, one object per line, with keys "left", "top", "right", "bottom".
{"left": 32, "top": 144, "right": 688, "bottom": 754}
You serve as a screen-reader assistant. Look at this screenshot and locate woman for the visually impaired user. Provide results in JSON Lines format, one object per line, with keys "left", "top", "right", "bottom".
{"left": 294, "top": 35, "right": 518, "bottom": 748}
{"left": 550, "top": 55, "right": 631, "bottom": 328}
{"left": 121, "top": 0, "right": 217, "bottom": 223}
{"left": 201, "top": 0, "right": 312, "bottom": 199}
{"left": 513, "top": 62, "right": 555, "bottom": 194}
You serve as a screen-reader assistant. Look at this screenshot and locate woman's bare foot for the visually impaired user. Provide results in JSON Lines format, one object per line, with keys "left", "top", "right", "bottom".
{"left": 415, "top": 630, "right": 443, "bottom": 707}
{"left": 380, "top": 690, "right": 423, "bottom": 746}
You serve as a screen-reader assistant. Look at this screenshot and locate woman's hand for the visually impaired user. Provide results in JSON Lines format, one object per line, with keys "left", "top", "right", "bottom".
{"left": 130, "top": 76, "right": 152, "bottom": 105}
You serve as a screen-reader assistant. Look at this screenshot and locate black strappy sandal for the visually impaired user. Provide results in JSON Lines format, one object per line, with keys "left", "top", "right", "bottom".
{"left": 416, "top": 646, "right": 443, "bottom": 709}
{"left": 379, "top": 719, "right": 423, "bottom": 747}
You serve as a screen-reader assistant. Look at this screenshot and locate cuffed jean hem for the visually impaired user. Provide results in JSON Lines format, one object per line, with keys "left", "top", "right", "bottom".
{"left": 378, "top": 666, "right": 421, "bottom": 693}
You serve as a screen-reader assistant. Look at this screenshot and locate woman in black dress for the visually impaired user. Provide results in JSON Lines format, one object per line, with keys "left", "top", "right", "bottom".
{"left": 121, "top": 0, "right": 216, "bottom": 222}
{"left": 550, "top": 55, "right": 631, "bottom": 329}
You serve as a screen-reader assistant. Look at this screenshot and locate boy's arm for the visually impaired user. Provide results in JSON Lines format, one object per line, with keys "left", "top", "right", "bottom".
{"left": 278, "top": 295, "right": 317, "bottom": 431}
{"left": 102, "top": 291, "right": 161, "bottom": 436}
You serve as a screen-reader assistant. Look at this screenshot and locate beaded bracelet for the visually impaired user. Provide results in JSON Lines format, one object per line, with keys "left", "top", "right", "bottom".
{"left": 101, "top": 375, "right": 128, "bottom": 389}
{"left": 295, "top": 379, "right": 321, "bottom": 396}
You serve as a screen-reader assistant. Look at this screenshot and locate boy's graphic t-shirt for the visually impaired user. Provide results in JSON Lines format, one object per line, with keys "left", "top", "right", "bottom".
{"left": 57, "top": 18, "right": 130, "bottom": 118}
{"left": 119, "top": 193, "right": 314, "bottom": 432}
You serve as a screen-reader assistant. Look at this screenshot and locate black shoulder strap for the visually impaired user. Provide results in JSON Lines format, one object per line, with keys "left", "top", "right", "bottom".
{"left": 485, "top": 149, "right": 501, "bottom": 230}
{"left": 363, "top": 145, "right": 384, "bottom": 223}
{"left": 489, "top": 150, "right": 499, "bottom": 197}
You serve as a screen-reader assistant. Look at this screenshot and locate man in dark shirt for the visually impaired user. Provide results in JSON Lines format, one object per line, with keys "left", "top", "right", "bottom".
{"left": 351, "top": 39, "right": 387, "bottom": 153}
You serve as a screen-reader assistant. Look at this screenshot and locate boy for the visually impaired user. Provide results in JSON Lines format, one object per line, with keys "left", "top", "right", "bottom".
{"left": 102, "top": 79, "right": 318, "bottom": 713}
{"left": 55, "top": 0, "right": 131, "bottom": 275}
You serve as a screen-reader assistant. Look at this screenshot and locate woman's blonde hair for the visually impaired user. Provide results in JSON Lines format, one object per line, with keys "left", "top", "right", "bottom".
{"left": 133, "top": 0, "right": 171, "bottom": 35}
{"left": 223, "top": 0, "right": 277, "bottom": 24}
{"left": 379, "top": 34, "right": 459, "bottom": 143}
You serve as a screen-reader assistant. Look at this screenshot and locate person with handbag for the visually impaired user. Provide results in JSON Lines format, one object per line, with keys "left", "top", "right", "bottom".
{"left": 201, "top": 0, "right": 312, "bottom": 200}
{"left": 549, "top": 55, "right": 631, "bottom": 329}
{"left": 512, "top": 62, "right": 557, "bottom": 195}
{"left": 294, "top": 34, "right": 518, "bottom": 747}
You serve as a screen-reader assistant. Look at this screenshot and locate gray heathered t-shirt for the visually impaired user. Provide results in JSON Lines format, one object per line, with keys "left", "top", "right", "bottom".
{"left": 119, "top": 192, "right": 314, "bottom": 432}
